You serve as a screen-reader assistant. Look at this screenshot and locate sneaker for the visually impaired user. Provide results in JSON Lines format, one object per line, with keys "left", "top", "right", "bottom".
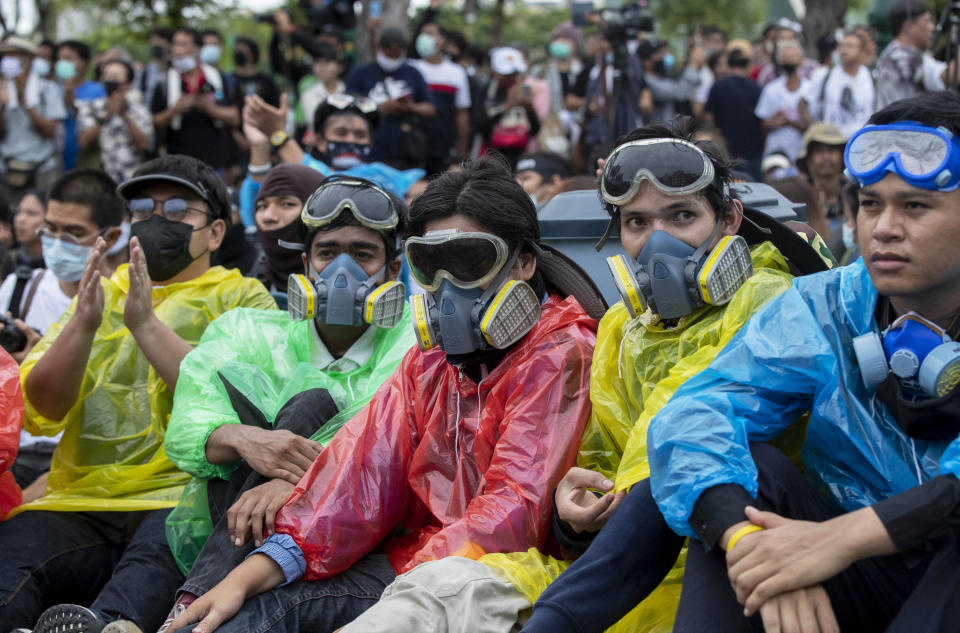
{"left": 33, "top": 605, "right": 104, "bottom": 633}
{"left": 155, "top": 593, "right": 196, "bottom": 633}
{"left": 101, "top": 622, "right": 143, "bottom": 633}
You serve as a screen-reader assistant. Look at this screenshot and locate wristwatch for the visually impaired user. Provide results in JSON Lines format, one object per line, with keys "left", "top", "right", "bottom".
{"left": 270, "top": 130, "right": 291, "bottom": 149}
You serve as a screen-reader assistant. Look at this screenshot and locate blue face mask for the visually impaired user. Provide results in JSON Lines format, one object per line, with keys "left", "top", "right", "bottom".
{"left": 31, "top": 58, "right": 50, "bottom": 77}
{"left": 200, "top": 44, "right": 222, "bottom": 65}
{"left": 41, "top": 234, "right": 92, "bottom": 282}
{"left": 416, "top": 33, "right": 438, "bottom": 59}
{"left": 328, "top": 141, "right": 371, "bottom": 170}
{"left": 662, "top": 53, "right": 675, "bottom": 71}
{"left": 55, "top": 59, "right": 77, "bottom": 81}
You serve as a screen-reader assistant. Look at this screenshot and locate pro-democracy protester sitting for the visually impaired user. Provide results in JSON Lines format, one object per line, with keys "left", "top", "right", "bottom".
{"left": 7, "top": 170, "right": 124, "bottom": 505}
{"left": 238, "top": 93, "right": 424, "bottom": 229}
{"left": 0, "top": 155, "right": 275, "bottom": 631}
{"left": 168, "top": 155, "right": 604, "bottom": 633}
{"left": 34, "top": 177, "right": 417, "bottom": 633}
{"left": 648, "top": 92, "right": 960, "bottom": 631}
{"left": 336, "top": 119, "right": 818, "bottom": 633}
{"left": 247, "top": 163, "right": 327, "bottom": 304}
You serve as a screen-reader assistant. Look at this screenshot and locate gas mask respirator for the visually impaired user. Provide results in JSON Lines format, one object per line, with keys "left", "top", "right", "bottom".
{"left": 287, "top": 253, "right": 405, "bottom": 328}
{"left": 607, "top": 222, "right": 753, "bottom": 321}
{"left": 288, "top": 175, "right": 406, "bottom": 329}
{"left": 854, "top": 312, "right": 960, "bottom": 399}
{"left": 406, "top": 230, "right": 541, "bottom": 355}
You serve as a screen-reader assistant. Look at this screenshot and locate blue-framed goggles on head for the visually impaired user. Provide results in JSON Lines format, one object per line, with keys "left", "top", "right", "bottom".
{"left": 844, "top": 122, "right": 960, "bottom": 192}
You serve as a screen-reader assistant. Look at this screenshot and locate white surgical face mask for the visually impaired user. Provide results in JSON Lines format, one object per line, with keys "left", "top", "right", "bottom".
{"left": 31, "top": 57, "right": 50, "bottom": 77}
{"left": 41, "top": 235, "right": 93, "bottom": 282}
{"left": 172, "top": 55, "right": 198, "bottom": 73}
{"left": 200, "top": 44, "right": 222, "bottom": 65}
{"left": 1, "top": 56, "right": 22, "bottom": 80}
{"left": 376, "top": 52, "right": 406, "bottom": 73}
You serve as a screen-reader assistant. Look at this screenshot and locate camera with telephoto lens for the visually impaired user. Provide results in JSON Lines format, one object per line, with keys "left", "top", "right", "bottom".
{"left": 0, "top": 314, "right": 26, "bottom": 354}
{"left": 602, "top": 2, "right": 655, "bottom": 44}
{"left": 299, "top": 0, "right": 356, "bottom": 31}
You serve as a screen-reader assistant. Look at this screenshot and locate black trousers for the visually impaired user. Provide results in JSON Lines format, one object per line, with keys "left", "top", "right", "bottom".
{"left": 180, "top": 387, "right": 339, "bottom": 597}
{"left": 676, "top": 444, "right": 960, "bottom": 633}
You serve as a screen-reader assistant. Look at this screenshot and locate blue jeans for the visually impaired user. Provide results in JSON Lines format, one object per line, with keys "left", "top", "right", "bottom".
{"left": 519, "top": 479, "right": 685, "bottom": 633}
{"left": 0, "top": 508, "right": 181, "bottom": 630}
{"left": 171, "top": 553, "right": 396, "bottom": 633}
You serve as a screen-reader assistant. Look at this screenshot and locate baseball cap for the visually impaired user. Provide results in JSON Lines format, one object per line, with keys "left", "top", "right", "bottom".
{"left": 516, "top": 153, "right": 570, "bottom": 182}
{"left": 490, "top": 47, "right": 527, "bottom": 75}
{"left": 117, "top": 154, "right": 232, "bottom": 224}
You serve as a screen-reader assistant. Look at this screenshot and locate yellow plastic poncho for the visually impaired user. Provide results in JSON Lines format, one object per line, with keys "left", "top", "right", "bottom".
{"left": 481, "top": 242, "right": 795, "bottom": 633}
{"left": 11, "top": 265, "right": 276, "bottom": 517}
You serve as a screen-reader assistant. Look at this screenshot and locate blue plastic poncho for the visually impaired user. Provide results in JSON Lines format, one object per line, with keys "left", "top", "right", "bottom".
{"left": 648, "top": 259, "right": 960, "bottom": 537}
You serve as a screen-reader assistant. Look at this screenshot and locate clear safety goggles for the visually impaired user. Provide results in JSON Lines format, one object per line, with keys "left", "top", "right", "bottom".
{"left": 844, "top": 122, "right": 960, "bottom": 192}
{"left": 405, "top": 230, "right": 510, "bottom": 292}
{"left": 600, "top": 138, "right": 717, "bottom": 205}
{"left": 301, "top": 177, "right": 399, "bottom": 231}
{"left": 323, "top": 93, "right": 378, "bottom": 116}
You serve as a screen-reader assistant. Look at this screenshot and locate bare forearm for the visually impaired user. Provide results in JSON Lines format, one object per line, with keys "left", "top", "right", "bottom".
{"left": 24, "top": 316, "right": 96, "bottom": 420}
{"left": 205, "top": 423, "right": 247, "bottom": 464}
{"left": 77, "top": 124, "right": 101, "bottom": 150}
{"left": 277, "top": 140, "right": 305, "bottom": 164}
{"left": 153, "top": 108, "right": 175, "bottom": 129}
{"left": 129, "top": 315, "right": 192, "bottom": 391}
{"left": 122, "top": 113, "right": 150, "bottom": 151}
{"left": 234, "top": 553, "right": 287, "bottom": 597}
{"left": 207, "top": 104, "right": 240, "bottom": 127}
{"left": 411, "top": 101, "right": 436, "bottom": 118}
{"left": 835, "top": 506, "right": 897, "bottom": 560}
{"left": 26, "top": 108, "right": 57, "bottom": 138}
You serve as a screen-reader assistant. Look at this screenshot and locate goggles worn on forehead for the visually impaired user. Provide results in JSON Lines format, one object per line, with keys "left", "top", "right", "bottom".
{"left": 324, "top": 93, "right": 378, "bottom": 115}
{"left": 844, "top": 122, "right": 960, "bottom": 192}
{"left": 600, "top": 138, "right": 717, "bottom": 205}
{"left": 301, "top": 177, "right": 399, "bottom": 231}
{"left": 404, "top": 230, "right": 510, "bottom": 292}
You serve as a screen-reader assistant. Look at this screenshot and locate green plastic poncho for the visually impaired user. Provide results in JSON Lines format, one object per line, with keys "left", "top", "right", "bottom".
{"left": 481, "top": 242, "right": 796, "bottom": 633}
{"left": 11, "top": 265, "right": 276, "bottom": 518}
{"left": 164, "top": 306, "right": 416, "bottom": 573}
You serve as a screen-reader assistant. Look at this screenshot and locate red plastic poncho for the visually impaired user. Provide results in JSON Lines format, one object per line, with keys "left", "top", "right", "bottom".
{"left": 273, "top": 294, "right": 597, "bottom": 581}
{"left": 0, "top": 349, "right": 24, "bottom": 518}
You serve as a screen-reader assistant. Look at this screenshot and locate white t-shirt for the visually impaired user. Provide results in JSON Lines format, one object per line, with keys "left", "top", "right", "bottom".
{"left": 755, "top": 76, "right": 811, "bottom": 162}
{"left": 410, "top": 58, "right": 472, "bottom": 109}
{"left": 0, "top": 268, "right": 71, "bottom": 336}
{"left": 0, "top": 268, "right": 72, "bottom": 450}
{"left": 802, "top": 65, "right": 875, "bottom": 138}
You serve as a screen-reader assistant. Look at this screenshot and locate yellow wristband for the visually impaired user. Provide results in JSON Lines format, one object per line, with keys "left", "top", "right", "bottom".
{"left": 726, "top": 524, "right": 764, "bottom": 552}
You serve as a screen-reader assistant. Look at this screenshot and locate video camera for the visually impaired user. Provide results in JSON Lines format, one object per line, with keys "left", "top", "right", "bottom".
{"left": 601, "top": 2, "right": 655, "bottom": 44}
{"left": 256, "top": 0, "right": 356, "bottom": 31}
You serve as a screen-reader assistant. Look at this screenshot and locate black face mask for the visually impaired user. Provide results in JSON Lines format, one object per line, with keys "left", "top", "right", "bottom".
{"left": 130, "top": 214, "right": 205, "bottom": 282}
{"left": 104, "top": 81, "right": 122, "bottom": 97}
{"left": 150, "top": 45, "right": 168, "bottom": 60}
{"left": 780, "top": 63, "right": 798, "bottom": 75}
{"left": 234, "top": 50, "right": 248, "bottom": 67}
{"left": 652, "top": 60, "right": 666, "bottom": 75}
{"left": 258, "top": 218, "right": 305, "bottom": 292}
{"left": 876, "top": 376, "right": 960, "bottom": 441}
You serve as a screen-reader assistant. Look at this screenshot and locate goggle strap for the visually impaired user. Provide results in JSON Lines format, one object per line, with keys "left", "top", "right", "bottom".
{"left": 685, "top": 218, "right": 725, "bottom": 281}
{"left": 594, "top": 214, "right": 618, "bottom": 252}
{"left": 277, "top": 239, "right": 306, "bottom": 251}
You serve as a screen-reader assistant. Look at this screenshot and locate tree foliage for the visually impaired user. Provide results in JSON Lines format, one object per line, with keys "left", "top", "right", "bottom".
{"left": 650, "top": 0, "right": 769, "bottom": 40}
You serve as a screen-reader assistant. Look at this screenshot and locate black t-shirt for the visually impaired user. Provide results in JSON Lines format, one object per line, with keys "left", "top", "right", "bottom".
{"left": 151, "top": 69, "right": 238, "bottom": 168}
{"left": 705, "top": 75, "right": 764, "bottom": 162}
{"left": 570, "top": 61, "right": 593, "bottom": 99}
